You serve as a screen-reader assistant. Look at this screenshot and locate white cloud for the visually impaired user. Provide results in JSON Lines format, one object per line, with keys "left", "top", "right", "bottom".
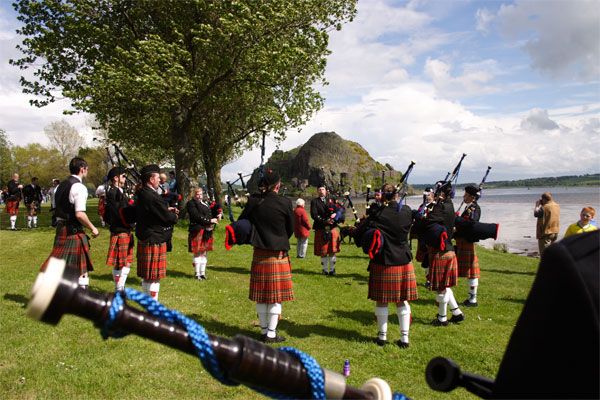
{"left": 424, "top": 58, "right": 500, "bottom": 98}
{"left": 520, "top": 108, "right": 559, "bottom": 131}
{"left": 495, "top": 0, "right": 600, "bottom": 80}
{"left": 475, "top": 8, "right": 494, "bottom": 34}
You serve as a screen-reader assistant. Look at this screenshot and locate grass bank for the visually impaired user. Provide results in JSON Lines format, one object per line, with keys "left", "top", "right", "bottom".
{"left": 0, "top": 201, "right": 539, "bottom": 399}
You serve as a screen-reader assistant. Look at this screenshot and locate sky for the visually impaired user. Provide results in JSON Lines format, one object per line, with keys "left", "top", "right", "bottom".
{"left": 1, "top": 0, "right": 599, "bottom": 184}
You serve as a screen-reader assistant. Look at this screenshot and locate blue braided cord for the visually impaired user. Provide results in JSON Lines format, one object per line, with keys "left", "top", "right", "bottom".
{"left": 101, "top": 290, "right": 128, "bottom": 339}
{"left": 393, "top": 392, "right": 409, "bottom": 400}
{"left": 279, "top": 347, "right": 326, "bottom": 399}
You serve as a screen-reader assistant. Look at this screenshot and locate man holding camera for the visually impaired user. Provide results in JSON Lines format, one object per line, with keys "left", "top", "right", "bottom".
{"left": 534, "top": 192, "right": 560, "bottom": 256}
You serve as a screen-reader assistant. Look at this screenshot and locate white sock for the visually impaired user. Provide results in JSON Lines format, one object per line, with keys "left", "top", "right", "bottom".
{"left": 266, "top": 303, "right": 282, "bottom": 338}
{"left": 437, "top": 292, "right": 448, "bottom": 321}
{"left": 446, "top": 288, "right": 462, "bottom": 316}
{"left": 375, "top": 305, "right": 388, "bottom": 340}
{"left": 198, "top": 253, "right": 207, "bottom": 276}
{"left": 149, "top": 281, "right": 160, "bottom": 300}
{"left": 27, "top": 216, "right": 32, "bottom": 227}
{"left": 468, "top": 278, "right": 479, "bottom": 302}
{"left": 33, "top": 216, "right": 38, "bottom": 226}
{"left": 329, "top": 255, "right": 336, "bottom": 272}
{"left": 397, "top": 301, "right": 411, "bottom": 344}
{"left": 256, "top": 303, "right": 268, "bottom": 335}
{"left": 78, "top": 273, "right": 89, "bottom": 288}
{"left": 117, "top": 266, "right": 130, "bottom": 290}
{"left": 193, "top": 256, "right": 201, "bottom": 276}
{"left": 112, "top": 269, "right": 121, "bottom": 288}
{"left": 321, "top": 257, "right": 328, "bottom": 273}
{"left": 10, "top": 216, "right": 16, "bottom": 228}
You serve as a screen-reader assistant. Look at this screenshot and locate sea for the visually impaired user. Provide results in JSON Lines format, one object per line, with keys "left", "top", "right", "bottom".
{"left": 403, "top": 186, "right": 600, "bottom": 256}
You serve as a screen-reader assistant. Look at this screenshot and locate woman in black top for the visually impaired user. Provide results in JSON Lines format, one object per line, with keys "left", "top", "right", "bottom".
{"left": 186, "top": 187, "right": 220, "bottom": 280}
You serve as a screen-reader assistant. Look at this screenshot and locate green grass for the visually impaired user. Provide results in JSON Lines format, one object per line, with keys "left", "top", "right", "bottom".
{"left": 0, "top": 201, "right": 539, "bottom": 399}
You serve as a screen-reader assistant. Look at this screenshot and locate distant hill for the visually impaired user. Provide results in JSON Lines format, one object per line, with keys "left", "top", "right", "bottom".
{"left": 412, "top": 174, "right": 600, "bottom": 190}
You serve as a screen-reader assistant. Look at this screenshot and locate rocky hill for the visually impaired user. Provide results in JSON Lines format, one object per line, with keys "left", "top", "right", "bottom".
{"left": 246, "top": 131, "right": 401, "bottom": 194}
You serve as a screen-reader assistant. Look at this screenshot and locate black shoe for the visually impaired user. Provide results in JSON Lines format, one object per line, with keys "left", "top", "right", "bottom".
{"left": 424, "top": 281, "right": 431, "bottom": 289}
{"left": 200, "top": 275, "right": 207, "bottom": 280}
{"left": 396, "top": 340, "right": 410, "bottom": 349}
{"left": 431, "top": 316, "right": 448, "bottom": 327}
{"left": 374, "top": 338, "right": 387, "bottom": 346}
{"left": 329, "top": 269, "right": 336, "bottom": 276}
{"left": 195, "top": 275, "right": 202, "bottom": 280}
{"left": 263, "top": 335, "right": 286, "bottom": 344}
{"left": 463, "top": 299, "right": 478, "bottom": 307}
{"left": 322, "top": 270, "right": 329, "bottom": 276}
{"left": 449, "top": 313, "right": 465, "bottom": 324}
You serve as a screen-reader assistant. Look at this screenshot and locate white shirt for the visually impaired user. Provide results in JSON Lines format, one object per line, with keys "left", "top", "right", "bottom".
{"left": 95, "top": 184, "right": 106, "bottom": 197}
{"left": 69, "top": 175, "right": 88, "bottom": 212}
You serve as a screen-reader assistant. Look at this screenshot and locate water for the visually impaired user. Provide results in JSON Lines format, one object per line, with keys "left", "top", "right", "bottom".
{"left": 403, "top": 186, "right": 600, "bottom": 255}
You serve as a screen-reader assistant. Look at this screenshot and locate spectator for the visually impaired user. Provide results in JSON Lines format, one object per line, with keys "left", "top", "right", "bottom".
{"left": 534, "top": 192, "right": 560, "bottom": 256}
{"left": 294, "top": 198, "right": 311, "bottom": 258}
{"left": 564, "top": 207, "right": 597, "bottom": 237}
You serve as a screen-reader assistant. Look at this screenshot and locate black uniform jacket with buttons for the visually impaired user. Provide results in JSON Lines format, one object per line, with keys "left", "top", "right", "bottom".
{"left": 362, "top": 201, "right": 413, "bottom": 266}
{"left": 310, "top": 196, "right": 334, "bottom": 230}
{"left": 135, "top": 186, "right": 177, "bottom": 244}
{"left": 186, "top": 198, "right": 213, "bottom": 233}
{"left": 106, "top": 186, "right": 133, "bottom": 234}
{"left": 425, "top": 197, "right": 456, "bottom": 251}
{"left": 239, "top": 191, "right": 294, "bottom": 251}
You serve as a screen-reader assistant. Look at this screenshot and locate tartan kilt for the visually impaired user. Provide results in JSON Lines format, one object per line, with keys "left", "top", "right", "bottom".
{"left": 106, "top": 232, "right": 134, "bottom": 268}
{"left": 26, "top": 201, "right": 40, "bottom": 215}
{"left": 137, "top": 241, "right": 167, "bottom": 280}
{"left": 427, "top": 246, "right": 458, "bottom": 291}
{"left": 313, "top": 228, "right": 341, "bottom": 256}
{"left": 249, "top": 248, "right": 294, "bottom": 303}
{"left": 188, "top": 229, "right": 214, "bottom": 253}
{"left": 455, "top": 238, "right": 480, "bottom": 279}
{"left": 98, "top": 197, "right": 106, "bottom": 216}
{"left": 40, "top": 226, "right": 93, "bottom": 275}
{"left": 5, "top": 199, "right": 19, "bottom": 215}
{"left": 368, "top": 262, "right": 418, "bottom": 303}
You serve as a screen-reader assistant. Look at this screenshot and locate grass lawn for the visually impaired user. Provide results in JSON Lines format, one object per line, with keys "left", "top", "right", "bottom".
{"left": 0, "top": 201, "right": 539, "bottom": 399}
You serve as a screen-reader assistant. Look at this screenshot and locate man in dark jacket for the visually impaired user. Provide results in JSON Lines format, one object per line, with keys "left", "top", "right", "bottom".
{"left": 310, "top": 185, "right": 341, "bottom": 275}
{"left": 135, "top": 164, "right": 178, "bottom": 300}
{"left": 6, "top": 173, "right": 23, "bottom": 230}
{"left": 239, "top": 169, "right": 294, "bottom": 343}
{"left": 23, "top": 176, "right": 43, "bottom": 228}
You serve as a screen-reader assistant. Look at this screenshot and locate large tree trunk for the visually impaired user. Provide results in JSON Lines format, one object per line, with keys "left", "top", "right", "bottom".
{"left": 201, "top": 138, "right": 223, "bottom": 201}
{"left": 170, "top": 108, "right": 195, "bottom": 209}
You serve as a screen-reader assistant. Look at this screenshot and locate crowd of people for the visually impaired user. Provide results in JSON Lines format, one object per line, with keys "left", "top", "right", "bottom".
{"left": 3, "top": 159, "right": 597, "bottom": 348}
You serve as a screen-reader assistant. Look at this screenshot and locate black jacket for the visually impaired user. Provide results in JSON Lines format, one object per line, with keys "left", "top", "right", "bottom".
{"left": 426, "top": 197, "right": 455, "bottom": 251}
{"left": 106, "top": 186, "right": 133, "bottom": 234}
{"left": 186, "top": 198, "right": 213, "bottom": 232}
{"left": 135, "top": 186, "right": 177, "bottom": 244}
{"left": 310, "top": 196, "right": 335, "bottom": 230}
{"left": 23, "top": 184, "right": 42, "bottom": 204}
{"left": 361, "top": 201, "right": 413, "bottom": 265}
{"left": 239, "top": 192, "right": 294, "bottom": 251}
{"left": 7, "top": 179, "right": 21, "bottom": 201}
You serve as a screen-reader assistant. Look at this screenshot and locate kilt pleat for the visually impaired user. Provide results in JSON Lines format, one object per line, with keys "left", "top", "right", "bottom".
{"left": 313, "top": 228, "right": 341, "bottom": 256}
{"left": 455, "top": 238, "right": 480, "bottom": 279}
{"left": 40, "top": 226, "right": 93, "bottom": 274}
{"left": 249, "top": 248, "right": 294, "bottom": 303}
{"left": 137, "top": 241, "right": 167, "bottom": 280}
{"left": 188, "top": 229, "right": 214, "bottom": 253}
{"left": 368, "top": 262, "right": 418, "bottom": 303}
{"left": 427, "top": 246, "right": 458, "bottom": 291}
{"left": 106, "top": 232, "right": 134, "bottom": 268}
{"left": 6, "top": 200, "right": 19, "bottom": 215}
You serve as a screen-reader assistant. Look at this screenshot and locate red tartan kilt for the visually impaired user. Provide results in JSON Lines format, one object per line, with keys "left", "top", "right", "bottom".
{"left": 98, "top": 197, "right": 106, "bottom": 216}
{"left": 5, "top": 199, "right": 19, "bottom": 215}
{"left": 249, "top": 248, "right": 294, "bottom": 303}
{"left": 26, "top": 202, "right": 39, "bottom": 215}
{"left": 427, "top": 246, "right": 458, "bottom": 291}
{"left": 188, "top": 229, "right": 214, "bottom": 253}
{"left": 40, "top": 227, "right": 93, "bottom": 275}
{"left": 415, "top": 240, "right": 427, "bottom": 262}
{"left": 136, "top": 241, "right": 167, "bottom": 280}
{"left": 368, "top": 262, "right": 418, "bottom": 303}
{"left": 106, "top": 232, "right": 134, "bottom": 267}
{"left": 455, "top": 238, "right": 481, "bottom": 279}
{"left": 313, "top": 228, "right": 341, "bottom": 256}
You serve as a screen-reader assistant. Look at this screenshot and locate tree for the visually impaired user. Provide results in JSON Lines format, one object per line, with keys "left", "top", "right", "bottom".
{"left": 11, "top": 0, "right": 356, "bottom": 198}
{"left": 44, "top": 119, "right": 86, "bottom": 160}
{"left": 0, "top": 129, "right": 15, "bottom": 188}
{"left": 12, "top": 143, "right": 65, "bottom": 187}
{"left": 77, "top": 146, "right": 113, "bottom": 188}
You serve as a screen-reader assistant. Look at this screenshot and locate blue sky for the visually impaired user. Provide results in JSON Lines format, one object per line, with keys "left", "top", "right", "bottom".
{"left": 1, "top": 0, "right": 598, "bottom": 184}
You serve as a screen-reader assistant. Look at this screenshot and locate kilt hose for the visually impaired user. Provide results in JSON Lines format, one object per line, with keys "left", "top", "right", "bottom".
{"left": 249, "top": 248, "right": 294, "bottom": 304}
{"left": 188, "top": 229, "right": 214, "bottom": 253}
{"left": 40, "top": 226, "right": 93, "bottom": 275}
{"left": 313, "top": 228, "right": 341, "bottom": 256}
{"left": 455, "top": 238, "right": 480, "bottom": 279}
{"left": 427, "top": 246, "right": 458, "bottom": 292}
{"left": 106, "top": 232, "right": 134, "bottom": 268}
{"left": 368, "top": 262, "right": 418, "bottom": 303}
{"left": 137, "top": 241, "right": 167, "bottom": 280}
{"left": 5, "top": 199, "right": 19, "bottom": 215}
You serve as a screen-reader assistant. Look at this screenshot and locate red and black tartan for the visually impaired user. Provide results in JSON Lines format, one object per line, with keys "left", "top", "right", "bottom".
{"left": 427, "top": 246, "right": 458, "bottom": 291}
{"left": 368, "top": 262, "right": 418, "bottom": 303}
{"left": 455, "top": 238, "right": 480, "bottom": 279}
{"left": 313, "top": 228, "right": 341, "bottom": 256}
{"left": 98, "top": 197, "right": 106, "bottom": 217}
{"left": 188, "top": 229, "right": 214, "bottom": 253}
{"left": 5, "top": 199, "right": 19, "bottom": 216}
{"left": 40, "top": 226, "right": 93, "bottom": 274}
{"left": 26, "top": 201, "right": 39, "bottom": 216}
{"left": 136, "top": 241, "right": 167, "bottom": 280}
{"left": 106, "top": 232, "right": 134, "bottom": 268}
{"left": 249, "top": 248, "right": 294, "bottom": 304}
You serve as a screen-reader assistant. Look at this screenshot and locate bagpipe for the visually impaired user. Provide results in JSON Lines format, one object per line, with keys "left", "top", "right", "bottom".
{"left": 225, "top": 171, "right": 252, "bottom": 223}
{"left": 395, "top": 161, "right": 415, "bottom": 205}
{"left": 28, "top": 258, "right": 414, "bottom": 399}
{"left": 454, "top": 166, "right": 499, "bottom": 243}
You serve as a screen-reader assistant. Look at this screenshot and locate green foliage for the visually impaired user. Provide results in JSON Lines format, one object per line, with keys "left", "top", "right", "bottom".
{"left": 0, "top": 129, "right": 15, "bottom": 187}
{"left": 12, "top": 144, "right": 66, "bottom": 186}
{"left": 0, "top": 201, "right": 539, "bottom": 399}
{"left": 484, "top": 174, "right": 600, "bottom": 188}
{"left": 77, "top": 147, "right": 113, "bottom": 187}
